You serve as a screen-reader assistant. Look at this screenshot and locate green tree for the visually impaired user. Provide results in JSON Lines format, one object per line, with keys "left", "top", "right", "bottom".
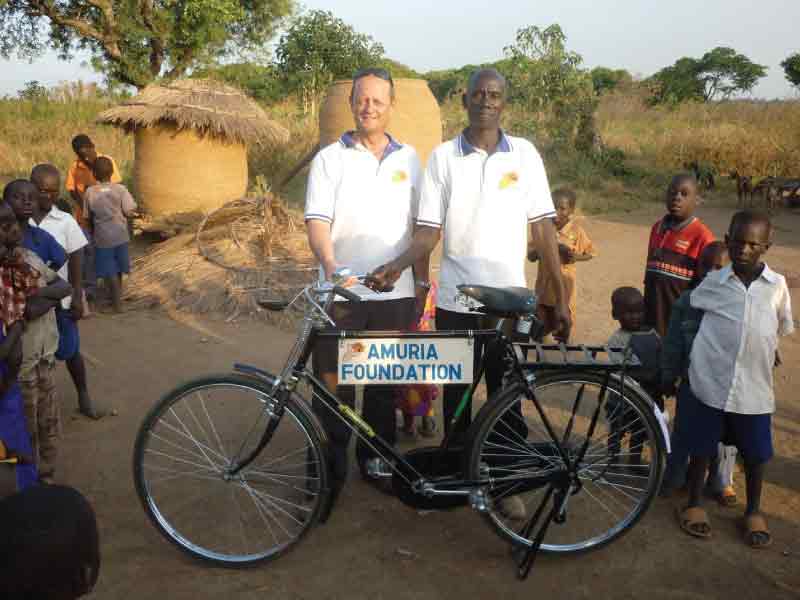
{"left": 781, "top": 52, "right": 800, "bottom": 89}
{"left": 503, "top": 24, "right": 595, "bottom": 146}
{"left": 649, "top": 57, "right": 704, "bottom": 104}
{"left": 275, "top": 10, "right": 384, "bottom": 115}
{"left": 696, "top": 47, "right": 767, "bottom": 101}
{"left": 590, "top": 67, "right": 632, "bottom": 95}
{"left": 0, "top": 0, "right": 294, "bottom": 89}
{"left": 194, "top": 62, "right": 286, "bottom": 103}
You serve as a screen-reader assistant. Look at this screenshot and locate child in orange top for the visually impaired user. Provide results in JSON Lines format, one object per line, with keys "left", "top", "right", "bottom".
{"left": 529, "top": 187, "right": 596, "bottom": 340}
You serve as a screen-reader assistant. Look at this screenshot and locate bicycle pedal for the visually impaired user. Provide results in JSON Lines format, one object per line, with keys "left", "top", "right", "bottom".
{"left": 365, "top": 458, "right": 393, "bottom": 479}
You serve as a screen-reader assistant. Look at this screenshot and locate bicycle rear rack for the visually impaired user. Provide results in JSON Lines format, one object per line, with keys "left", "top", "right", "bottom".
{"left": 515, "top": 343, "right": 641, "bottom": 371}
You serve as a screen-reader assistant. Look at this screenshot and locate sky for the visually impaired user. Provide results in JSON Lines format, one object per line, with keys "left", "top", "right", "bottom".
{"left": 1, "top": 0, "right": 798, "bottom": 98}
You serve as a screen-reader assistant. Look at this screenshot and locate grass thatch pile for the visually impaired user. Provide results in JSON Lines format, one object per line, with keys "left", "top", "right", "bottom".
{"left": 124, "top": 194, "right": 316, "bottom": 326}
{"left": 97, "top": 78, "right": 289, "bottom": 145}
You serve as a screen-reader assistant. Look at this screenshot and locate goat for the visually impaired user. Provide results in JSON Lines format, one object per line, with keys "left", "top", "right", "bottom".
{"left": 730, "top": 171, "right": 754, "bottom": 208}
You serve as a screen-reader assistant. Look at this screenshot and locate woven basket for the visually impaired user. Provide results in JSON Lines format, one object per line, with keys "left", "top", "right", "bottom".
{"left": 319, "top": 78, "right": 442, "bottom": 167}
{"left": 134, "top": 126, "right": 248, "bottom": 218}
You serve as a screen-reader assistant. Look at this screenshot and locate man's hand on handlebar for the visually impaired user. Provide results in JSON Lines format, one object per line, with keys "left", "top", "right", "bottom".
{"left": 364, "top": 262, "right": 400, "bottom": 292}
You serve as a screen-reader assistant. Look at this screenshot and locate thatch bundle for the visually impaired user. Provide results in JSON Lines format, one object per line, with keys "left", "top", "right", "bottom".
{"left": 124, "top": 194, "right": 316, "bottom": 326}
{"left": 98, "top": 79, "right": 289, "bottom": 220}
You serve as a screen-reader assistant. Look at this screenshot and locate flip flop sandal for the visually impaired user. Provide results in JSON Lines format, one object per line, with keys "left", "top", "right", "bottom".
{"left": 676, "top": 506, "right": 712, "bottom": 539}
{"left": 742, "top": 513, "right": 772, "bottom": 549}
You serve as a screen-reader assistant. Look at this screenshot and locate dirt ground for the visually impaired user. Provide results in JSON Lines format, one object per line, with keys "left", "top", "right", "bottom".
{"left": 59, "top": 204, "right": 800, "bottom": 600}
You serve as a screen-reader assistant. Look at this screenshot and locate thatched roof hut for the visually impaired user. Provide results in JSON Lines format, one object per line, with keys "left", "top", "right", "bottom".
{"left": 98, "top": 78, "right": 288, "bottom": 145}
{"left": 98, "top": 79, "right": 288, "bottom": 219}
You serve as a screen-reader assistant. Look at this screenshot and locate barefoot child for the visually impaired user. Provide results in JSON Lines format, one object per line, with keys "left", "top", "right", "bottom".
{"left": 65, "top": 134, "right": 122, "bottom": 309}
{"left": 660, "top": 242, "right": 738, "bottom": 503}
{"left": 678, "top": 211, "right": 794, "bottom": 547}
{"left": 529, "top": 187, "right": 595, "bottom": 341}
{"left": 644, "top": 174, "right": 714, "bottom": 336}
{"left": 606, "top": 287, "right": 663, "bottom": 466}
{"left": 84, "top": 157, "right": 136, "bottom": 313}
{"left": 30, "top": 164, "right": 101, "bottom": 419}
{"left": 4, "top": 181, "right": 72, "bottom": 484}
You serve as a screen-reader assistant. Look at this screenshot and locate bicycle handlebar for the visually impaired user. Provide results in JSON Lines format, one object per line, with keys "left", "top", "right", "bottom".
{"left": 333, "top": 285, "right": 361, "bottom": 303}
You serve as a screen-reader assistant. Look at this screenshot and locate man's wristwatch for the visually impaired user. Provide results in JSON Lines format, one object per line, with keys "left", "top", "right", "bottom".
{"left": 415, "top": 280, "right": 432, "bottom": 290}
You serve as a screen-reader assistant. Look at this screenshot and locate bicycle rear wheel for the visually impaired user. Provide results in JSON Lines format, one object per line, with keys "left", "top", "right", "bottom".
{"left": 467, "top": 370, "right": 664, "bottom": 554}
{"left": 133, "top": 374, "right": 330, "bottom": 566}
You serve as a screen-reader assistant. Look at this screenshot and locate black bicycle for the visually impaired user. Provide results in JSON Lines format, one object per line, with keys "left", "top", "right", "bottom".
{"left": 132, "top": 274, "right": 666, "bottom": 579}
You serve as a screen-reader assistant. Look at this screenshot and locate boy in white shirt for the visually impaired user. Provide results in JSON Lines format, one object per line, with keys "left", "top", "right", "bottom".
{"left": 678, "top": 211, "right": 794, "bottom": 548}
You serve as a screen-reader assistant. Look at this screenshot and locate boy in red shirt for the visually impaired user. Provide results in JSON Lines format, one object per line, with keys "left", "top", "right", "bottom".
{"left": 644, "top": 174, "right": 714, "bottom": 336}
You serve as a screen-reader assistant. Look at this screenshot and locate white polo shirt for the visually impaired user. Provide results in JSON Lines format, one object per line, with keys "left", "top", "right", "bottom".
{"left": 305, "top": 133, "right": 421, "bottom": 301}
{"left": 31, "top": 206, "right": 88, "bottom": 309}
{"left": 417, "top": 132, "right": 555, "bottom": 313}
{"left": 689, "top": 264, "right": 794, "bottom": 414}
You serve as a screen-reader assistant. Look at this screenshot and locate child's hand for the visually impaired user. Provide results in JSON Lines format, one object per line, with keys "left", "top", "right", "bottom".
{"left": 558, "top": 244, "right": 575, "bottom": 264}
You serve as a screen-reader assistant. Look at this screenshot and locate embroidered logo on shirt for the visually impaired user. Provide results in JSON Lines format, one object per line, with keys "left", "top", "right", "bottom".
{"left": 499, "top": 172, "right": 519, "bottom": 190}
{"left": 392, "top": 170, "right": 408, "bottom": 183}
{"left": 674, "top": 239, "right": 690, "bottom": 251}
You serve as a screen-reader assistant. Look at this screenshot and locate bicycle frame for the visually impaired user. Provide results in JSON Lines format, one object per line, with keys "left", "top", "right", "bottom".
{"left": 230, "top": 282, "right": 645, "bottom": 501}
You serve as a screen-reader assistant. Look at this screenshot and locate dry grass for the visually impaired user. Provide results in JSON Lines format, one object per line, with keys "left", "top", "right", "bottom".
{"left": 125, "top": 195, "right": 316, "bottom": 325}
{"left": 597, "top": 91, "right": 800, "bottom": 177}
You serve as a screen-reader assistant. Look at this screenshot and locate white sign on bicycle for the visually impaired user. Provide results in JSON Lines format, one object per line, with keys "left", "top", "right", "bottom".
{"left": 338, "top": 337, "right": 474, "bottom": 385}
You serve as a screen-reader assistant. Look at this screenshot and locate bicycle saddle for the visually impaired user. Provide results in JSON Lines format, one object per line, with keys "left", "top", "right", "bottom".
{"left": 457, "top": 284, "right": 536, "bottom": 316}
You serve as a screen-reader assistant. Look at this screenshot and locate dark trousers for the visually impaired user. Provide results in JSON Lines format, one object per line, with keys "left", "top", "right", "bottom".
{"left": 435, "top": 308, "right": 520, "bottom": 443}
{"left": 312, "top": 298, "right": 415, "bottom": 490}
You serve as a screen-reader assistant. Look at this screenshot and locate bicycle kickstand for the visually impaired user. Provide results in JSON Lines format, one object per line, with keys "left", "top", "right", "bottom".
{"left": 513, "top": 485, "right": 561, "bottom": 580}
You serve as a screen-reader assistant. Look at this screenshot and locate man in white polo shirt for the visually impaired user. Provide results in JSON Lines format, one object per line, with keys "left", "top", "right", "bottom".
{"left": 368, "top": 68, "right": 569, "bottom": 441}
{"left": 305, "top": 68, "right": 426, "bottom": 496}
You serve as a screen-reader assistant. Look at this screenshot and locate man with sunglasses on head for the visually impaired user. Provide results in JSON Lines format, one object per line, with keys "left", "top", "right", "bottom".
{"left": 304, "top": 68, "right": 427, "bottom": 499}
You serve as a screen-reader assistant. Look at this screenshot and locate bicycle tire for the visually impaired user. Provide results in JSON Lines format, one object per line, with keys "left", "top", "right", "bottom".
{"left": 133, "top": 373, "right": 330, "bottom": 566}
{"left": 466, "top": 370, "right": 664, "bottom": 554}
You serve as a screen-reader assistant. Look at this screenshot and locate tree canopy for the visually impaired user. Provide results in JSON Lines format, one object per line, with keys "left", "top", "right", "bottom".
{"left": 649, "top": 47, "right": 767, "bottom": 104}
{"left": 590, "top": 67, "right": 632, "bottom": 95}
{"left": 275, "top": 9, "right": 384, "bottom": 113}
{"left": 781, "top": 53, "right": 800, "bottom": 90}
{"left": 503, "top": 24, "right": 595, "bottom": 146}
{"left": 0, "top": 0, "right": 294, "bottom": 89}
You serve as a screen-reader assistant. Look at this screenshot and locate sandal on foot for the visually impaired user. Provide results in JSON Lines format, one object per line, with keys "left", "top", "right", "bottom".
{"left": 714, "top": 486, "right": 737, "bottom": 508}
{"left": 676, "top": 506, "right": 712, "bottom": 539}
{"left": 742, "top": 513, "right": 772, "bottom": 549}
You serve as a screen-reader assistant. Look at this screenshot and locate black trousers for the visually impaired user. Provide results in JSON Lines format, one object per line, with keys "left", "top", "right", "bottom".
{"left": 435, "top": 308, "right": 521, "bottom": 443}
{"left": 312, "top": 298, "right": 415, "bottom": 490}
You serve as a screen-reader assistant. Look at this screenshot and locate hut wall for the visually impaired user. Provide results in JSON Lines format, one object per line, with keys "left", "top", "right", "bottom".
{"left": 319, "top": 78, "right": 442, "bottom": 168}
{"left": 134, "top": 127, "right": 247, "bottom": 218}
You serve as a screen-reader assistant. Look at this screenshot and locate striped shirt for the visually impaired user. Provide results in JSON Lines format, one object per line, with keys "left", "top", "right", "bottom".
{"left": 643, "top": 216, "right": 714, "bottom": 336}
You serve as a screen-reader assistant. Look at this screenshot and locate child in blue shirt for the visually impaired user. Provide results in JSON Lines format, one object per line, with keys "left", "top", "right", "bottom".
{"left": 660, "top": 242, "right": 737, "bottom": 504}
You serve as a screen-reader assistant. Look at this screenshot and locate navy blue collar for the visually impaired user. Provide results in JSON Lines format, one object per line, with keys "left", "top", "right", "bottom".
{"left": 458, "top": 130, "right": 512, "bottom": 156}
{"left": 340, "top": 131, "right": 403, "bottom": 161}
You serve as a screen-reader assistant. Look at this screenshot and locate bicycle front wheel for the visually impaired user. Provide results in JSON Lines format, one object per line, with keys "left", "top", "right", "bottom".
{"left": 133, "top": 374, "right": 330, "bottom": 566}
{"left": 467, "top": 370, "right": 664, "bottom": 554}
